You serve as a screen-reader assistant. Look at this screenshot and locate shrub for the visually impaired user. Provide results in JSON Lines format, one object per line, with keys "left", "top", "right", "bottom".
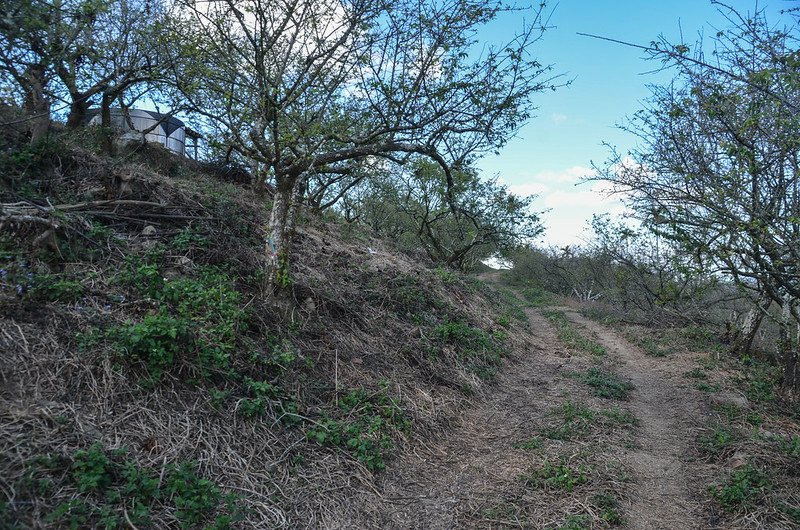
{"left": 30, "top": 275, "right": 84, "bottom": 303}
{"left": 110, "top": 261, "right": 248, "bottom": 382}
{"left": 108, "top": 313, "right": 190, "bottom": 383}
{"left": 27, "top": 445, "right": 240, "bottom": 529}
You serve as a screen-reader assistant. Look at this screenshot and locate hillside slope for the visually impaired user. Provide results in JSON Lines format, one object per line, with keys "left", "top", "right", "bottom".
{"left": 4, "top": 131, "right": 797, "bottom": 530}
{"left": 0, "top": 131, "right": 522, "bottom": 528}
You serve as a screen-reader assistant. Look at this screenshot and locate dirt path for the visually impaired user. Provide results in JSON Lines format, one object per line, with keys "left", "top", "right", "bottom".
{"left": 561, "top": 308, "right": 706, "bottom": 530}
{"left": 367, "top": 307, "right": 570, "bottom": 528}
{"left": 359, "top": 300, "right": 708, "bottom": 529}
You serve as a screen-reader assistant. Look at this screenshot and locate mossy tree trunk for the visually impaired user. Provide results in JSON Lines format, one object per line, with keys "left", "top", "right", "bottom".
{"left": 729, "top": 294, "right": 771, "bottom": 356}
{"left": 266, "top": 171, "right": 304, "bottom": 291}
{"left": 778, "top": 296, "right": 799, "bottom": 399}
{"left": 23, "top": 64, "right": 50, "bottom": 144}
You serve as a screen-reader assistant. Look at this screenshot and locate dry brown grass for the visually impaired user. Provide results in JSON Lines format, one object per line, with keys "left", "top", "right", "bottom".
{"left": 0, "top": 135, "right": 516, "bottom": 528}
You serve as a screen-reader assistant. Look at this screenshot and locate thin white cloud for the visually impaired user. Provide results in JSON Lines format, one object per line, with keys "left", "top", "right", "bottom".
{"left": 551, "top": 112, "right": 567, "bottom": 125}
{"left": 532, "top": 165, "right": 594, "bottom": 184}
{"left": 535, "top": 180, "right": 631, "bottom": 246}
{"left": 497, "top": 165, "right": 634, "bottom": 246}
{"left": 508, "top": 181, "right": 549, "bottom": 196}
{"left": 542, "top": 181, "right": 618, "bottom": 208}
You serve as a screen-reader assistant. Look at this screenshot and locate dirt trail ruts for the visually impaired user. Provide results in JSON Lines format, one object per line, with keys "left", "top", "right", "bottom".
{"left": 356, "top": 294, "right": 708, "bottom": 529}
{"left": 560, "top": 308, "right": 706, "bottom": 530}
{"left": 363, "top": 307, "right": 572, "bottom": 528}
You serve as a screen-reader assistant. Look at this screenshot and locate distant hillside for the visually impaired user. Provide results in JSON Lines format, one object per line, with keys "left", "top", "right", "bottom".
{"left": 0, "top": 128, "right": 525, "bottom": 528}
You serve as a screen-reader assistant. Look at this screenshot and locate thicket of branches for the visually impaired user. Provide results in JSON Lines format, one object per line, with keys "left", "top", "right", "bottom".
{"left": 1, "top": 0, "right": 554, "bottom": 281}
{"left": 606, "top": 3, "right": 800, "bottom": 396}
{"left": 337, "top": 158, "right": 542, "bottom": 270}
{"left": 510, "top": 3, "right": 800, "bottom": 397}
{"left": 509, "top": 216, "right": 731, "bottom": 323}
{"left": 3, "top": 1, "right": 798, "bottom": 395}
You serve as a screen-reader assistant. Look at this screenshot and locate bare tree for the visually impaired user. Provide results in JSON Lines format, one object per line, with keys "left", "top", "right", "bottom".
{"left": 352, "top": 158, "right": 542, "bottom": 270}
{"left": 0, "top": 0, "right": 165, "bottom": 139}
{"left": 595, "top": 4, "right": 800, "bottom": 396}
{"left": 169, "top": 0, "right": 560, "bottom": 287}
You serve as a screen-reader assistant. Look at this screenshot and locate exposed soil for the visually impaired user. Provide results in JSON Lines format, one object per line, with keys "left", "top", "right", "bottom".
{"left": 562, "top": 308, "right": 707, "bottom": 530}
{"left": 353, "top": 297, "right": 711, "bottom": 529}
{"left": 373, "top": 308, "right": 566, "bottom": 528}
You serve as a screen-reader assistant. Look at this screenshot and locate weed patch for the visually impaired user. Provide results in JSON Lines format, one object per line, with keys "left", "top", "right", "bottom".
{"left": 625, "top": 331, "right": 674, "bottom": 357}
{"left": 513, "top": 437, "right": 544, "bottom": 450}
{"left": 544, "top": 401, "right": 596, "bottom": 441}
{"left": 696, "top": 382, "right": 721, "bottom": 393}
{"left": 558, "top": 514, "right": 590, "bottom": 530}
{"left": 21, "top": 444, "right": 240, "bottom": 529}
{"left": 432, "top": 320, "right": 507, "bottom": 380}
{"left": 520, "top": 457, "right": 589, "bottom": 492}
{"left": 521, "top": 285, "right": 551, "bottom": 307}
{"left": 775, "top": 435, "right": 800, "bottom": 458}
{"left": 709, "top": 465, "right": 769, "bottom": 512}
{"left": 482, "top": 502, "right": 523, "bottom": 521}
{"left": 542, "top": 309, "right": 606, "bottom": 356}
{"left": 494, "top": 288, "right": 528, "bottom": 323}
{"left": 686, "top": 367, "right": 708, "bottom": 379}
{"left": 543, "top": 401, "right": 637, "bottom": 441}
{"left": 712, "top": 403, "right": 763, "bottom": 427}
{"left": 593, "top": 492, "right": 624, "bottom": 525}
{"left": 582, "top": 368, "right": 634, "bottom": 400}
{"left": 108, "top": 258, "right": 249, "bottom": 383}
{"left": 600, "top": 407, "right": 639, "bottom": 427}
{"left": 0, "top": 254, "right": 86, "bottom": 303}
{"left": 30, "top": 275, "right": 84, "bottom": 303}
{"left": 681, "top": 326, "right": 725, "bottom": 353}
{"left": 433, "top": 267, "right": 458, "bottom": 284}
{"left": 736, "top": 359, "right": 781, "bottom": 403}
{"left": 305, "top": 386, "right": 410, "bottom": 471}
{"left": 386, "top": 273, "right": 447, "bottom": 319}
{"left": 698, "top": 426, "right": 739, "bottom": 458}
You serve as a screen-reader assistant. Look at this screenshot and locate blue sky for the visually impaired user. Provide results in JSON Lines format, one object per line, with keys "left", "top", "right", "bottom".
{"left": 477, "top": 0, "right": 791, "bottom": 247}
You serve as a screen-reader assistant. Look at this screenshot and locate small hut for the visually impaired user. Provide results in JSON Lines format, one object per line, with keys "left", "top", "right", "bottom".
{"left": 87, "top": 108, "right": 200, "bottom": 158}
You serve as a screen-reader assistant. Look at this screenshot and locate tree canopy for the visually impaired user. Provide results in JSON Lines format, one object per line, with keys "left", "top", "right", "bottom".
{"left": 167, "top": 0, "right": 558, "bottom": 283}
{"left": 595, "top": 4, "right": 800, "bottom": 394}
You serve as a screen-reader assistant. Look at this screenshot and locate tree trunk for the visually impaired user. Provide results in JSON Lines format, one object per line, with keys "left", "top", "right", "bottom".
{"left": 23, "top": 64, "right": 50, "bottom": 144}
{"left": 100, "top": 92, "right": 114, "bottom": 155}
{"left": 730, "top": 294, "right": 770, "bottom": 356}
{"left": 778, "top": 296, "right": 799, "bottom": 399}
{"left": 266, "top": 174, "right": 302, "bottom": 290}
{"left": 66, "top": 95, "right": 91, "bottom": 128}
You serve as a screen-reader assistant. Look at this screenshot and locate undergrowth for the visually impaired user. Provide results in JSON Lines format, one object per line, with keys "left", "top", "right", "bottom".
{"left": 15, "top": 444, "right": 240, "bottom": 529}
{"left": 520, "top": 456, "right": 590, "bottom": 492}
{"left": 565, "top": 368, "right": 634, "bottom": 400}
{"left": 305, "top": 385, "right": 410, "bottom": 471}
{"left": 432, "top": 320, "right": 508, "bottom": 380}
{"left": 709, "top": 465, "right": 770, "bottom": 512}
{"left": 542, "top": 400, "right": 638, "bottom": 441}
{"left": 542, "top": 309, "right": 606, "bottom": 356}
